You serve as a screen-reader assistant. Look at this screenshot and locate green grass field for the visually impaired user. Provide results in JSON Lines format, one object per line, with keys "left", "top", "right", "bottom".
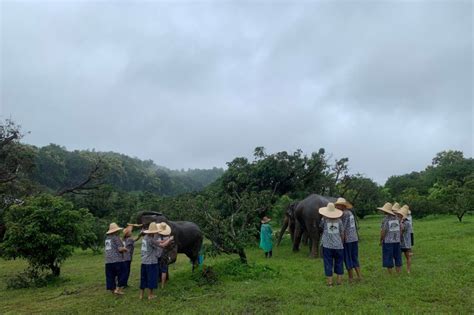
{"left": 1, "top": 215, "right": 473, "bottom": 314}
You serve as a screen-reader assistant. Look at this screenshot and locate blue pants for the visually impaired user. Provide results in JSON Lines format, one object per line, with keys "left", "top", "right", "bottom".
{"left": 382, "top": 242, "right": 402, "bottom": 268}
{"left": 123, "top": 260, "right": 131, "bottom": 286}
{"left": 140, "top": 263, "right": 158, "bottom": 290}
{"left": 159, "top": 258, "right": 169, "bottom": 274}
{"left": 343, "top": 241, "right": 360, "bottom": 270}
{"left": 105, "top": 261, "right": 126, "bottom": 290}
{"left": 323, "top": 247, "right": 344, "bottom": 277}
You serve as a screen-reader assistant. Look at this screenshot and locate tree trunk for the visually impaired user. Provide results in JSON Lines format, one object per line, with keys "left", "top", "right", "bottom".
{"left": 457, "top": 211, "right": 466, "bottom": 222}
{"left": 238, "top": 249, "right": 247, "bottom": 264}
{"left": 50, "top": 263, "right": 60, "bottom": 277}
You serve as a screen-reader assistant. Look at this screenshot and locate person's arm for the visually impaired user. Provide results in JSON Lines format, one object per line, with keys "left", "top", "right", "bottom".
{"left": 159, "top": 236, "right": 174, "bottom": 248}
{"left": 116, "top": 238, "right": 128, "bottom": 253}
{"left": 380, "top": 220, "right": 386, "bottom": 246}
{"left": 340, "top": 221, "right": 345, "bottom": 242}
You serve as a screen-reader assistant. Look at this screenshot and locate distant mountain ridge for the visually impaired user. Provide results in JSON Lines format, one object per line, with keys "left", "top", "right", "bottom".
{"left": 28, "top": 143, "right": 224, "bottom": 196}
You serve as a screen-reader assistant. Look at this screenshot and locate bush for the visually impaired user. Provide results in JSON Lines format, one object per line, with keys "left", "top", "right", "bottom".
{"left": 0, "top": 194, "right": 96, "bottom": 277}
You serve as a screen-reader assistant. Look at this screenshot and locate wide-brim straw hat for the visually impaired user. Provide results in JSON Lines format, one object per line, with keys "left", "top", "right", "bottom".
{"left": 319, "top": 202, "right": 343, "bottom": 219}
{"left": 127, "top": 223, "right": 143, "bottom": 227}
{"left": 334, "top": 197, "right": 353, "bottom": 209}
{"left": 144, "top": 222, "right": 159, "bottom": 234}
{"left": 392, "top": 202, "right": 401, "bottom": 213}
{"left": 106, "top": 223, "right": 123, "bottom": 235}
{"left": 402, "top": 205, "right": 412, "bottom": 215}
{"left": 261, "top": 216, "right": 271, "bottom": 224}
{"left": 156, "top": 222, "right": 172, "bottom": 236}
{"left": 377, "top": 202, "right": 395, "bottom": 215}
{"left": 398, "top": 205, "right": 409, "bottom": 219}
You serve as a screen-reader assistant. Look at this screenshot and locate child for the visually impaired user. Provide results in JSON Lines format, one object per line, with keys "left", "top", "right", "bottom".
{"left": 122, "top": 224, "right": 143, "bottom": 287}
{"left": 155, "top": 222, "right": 173, "bottom": 289}
{"left": 406, "top": 205, "right": 414, "bottom": 249}
{"left": 319, "top": 203, "right": 345, "bottom": 286}
{"left": 335, "top": 197, "right": 361, "bottom": 282}
{"left": 378, "top": 202, "right": 403, "bottom": 274}
{"left": 139, "top": 222, "right": 161, "bottom": 300}
{"left": 105, "top": 223, "right": 128, "bottom": 295}
{"left": 399, "top": 205, "right": 412, "bottom": 273}
{"left": 259, "top": 216, "right": 273, "bottom": 258}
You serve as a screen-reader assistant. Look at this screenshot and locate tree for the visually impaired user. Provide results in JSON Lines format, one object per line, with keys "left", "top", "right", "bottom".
{"left": 0, "top": 194, "right": 95, "bottom": 276}
{"left": 199, "top": 190, "right": 272, "bottom": 264}
{"left": 0, "top": 120, "right": 36, "bottom": 241}
{"left": 338, "top": 174, "right": 382, "bottom": 218}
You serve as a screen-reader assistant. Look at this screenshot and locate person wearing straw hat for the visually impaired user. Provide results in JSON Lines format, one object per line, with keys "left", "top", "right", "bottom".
{"left": 318, "top": 203, "right": 345, "bottom": 286}
{"left": 122, "top": 224, "right": 143, "bottom": 288}
{"left": 335, "top": 197, "right": 361, "bottom": 282}
{"left": 154, "top": 222, "right": 173, "bottom": 289}
{"left": 259, "top": 216, "right": 273, "bottom": 258}
{"left": 378, "top": 202, "right": 403, "bottom": 274}
{"left": 405, "top": 205, "right": 414, "bottom": 248}
{"left": 105, "top": 223, "right": 128, "bottom": 295}
{"left": 139, "top": 222, "right": 161, "bottom": 300}
{"left": 398, "top": 205, "right": 413, "bottom": 273}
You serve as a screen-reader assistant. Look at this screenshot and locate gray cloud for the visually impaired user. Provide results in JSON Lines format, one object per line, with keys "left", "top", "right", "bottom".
{"left": 1, "top": 1, "right": 472, "bottom": 184}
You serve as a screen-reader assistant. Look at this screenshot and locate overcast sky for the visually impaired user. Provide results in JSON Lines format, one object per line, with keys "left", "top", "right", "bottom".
{"left": 1, "top": 1, "right": 472, "bottom": 184}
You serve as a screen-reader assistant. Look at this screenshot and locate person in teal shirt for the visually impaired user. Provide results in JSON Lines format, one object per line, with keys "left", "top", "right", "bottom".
{"left": 260, "top": 216, "right": 273, "bottom": 258}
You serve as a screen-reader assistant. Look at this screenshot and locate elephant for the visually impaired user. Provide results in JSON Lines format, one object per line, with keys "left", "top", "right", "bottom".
{"left": 277, "top": 202, "right": 299, "bottom": 245}
{"left": 292, "top": 194, "right": 337, "bottom": 258}
{"left": 137, "top": 211, "right": 203, "bottom": 271}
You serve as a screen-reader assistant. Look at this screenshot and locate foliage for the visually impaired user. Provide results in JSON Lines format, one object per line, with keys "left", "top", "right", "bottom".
{"left": 385, "top": 150, "right": 474, "bottom": 220}
{"left": 0, "top": 194, "right": 96, "bottom": 276}
{"left": 337, "top": 174, "right": 383, "bottom": 218}
{"left": 30, "top": 144, "right": 223, "bottom": 196}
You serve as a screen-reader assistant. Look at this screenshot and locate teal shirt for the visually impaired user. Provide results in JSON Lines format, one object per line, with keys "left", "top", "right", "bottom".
{"left": 259, "top": 223, "right": 273, "bottom": 252}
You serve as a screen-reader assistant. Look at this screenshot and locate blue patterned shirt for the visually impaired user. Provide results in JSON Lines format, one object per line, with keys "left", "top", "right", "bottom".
{"left": 401, "top": 220, "right": 412, "bottom": 249}
{"left": 105, "top": 235, "right": 124, "bottom": 264}
{"left": 141, "top": 235, "right": 159, "bottom": 264}
{"left": 381, "top": 215, "right": 402, "bottom": 243}
{"left": 320, "top": 218, "right": 344, "bottom": 249}
{"left": 341, "top": 210, "right": 358, "bottom": 243}
{"left": 123, "top": 238, "right": 135, "bottom": 261}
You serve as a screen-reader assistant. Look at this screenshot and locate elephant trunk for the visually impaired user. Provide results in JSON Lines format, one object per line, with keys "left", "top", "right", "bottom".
{"left": 277, "top": 216, "right": 289, "bottom": 246}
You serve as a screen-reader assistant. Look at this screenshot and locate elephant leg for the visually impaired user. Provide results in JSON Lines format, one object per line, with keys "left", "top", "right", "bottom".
{"left": 302, "top": 232, "right": 309, "bottom": 246}
{"left": 310, "top": 232, "right": 321, "bottom": 258}
{"left": 293, "top": 222, "right": 303, "bottom": 252}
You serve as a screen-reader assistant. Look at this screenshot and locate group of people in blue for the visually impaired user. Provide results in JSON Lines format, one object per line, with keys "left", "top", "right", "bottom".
{"left": 104, "top": 221, "right": 172, "bottom": 299}
{"left": 260, "top": 197, "right": 413, "bottom": 286}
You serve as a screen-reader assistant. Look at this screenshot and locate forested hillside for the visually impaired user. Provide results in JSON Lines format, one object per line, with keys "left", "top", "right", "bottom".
{"left": 29, "top": 144, "right": 224, "bottom": 195}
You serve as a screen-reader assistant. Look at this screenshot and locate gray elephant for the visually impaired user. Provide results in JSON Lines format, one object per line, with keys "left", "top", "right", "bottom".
{"left": 277, "top": 202, "right": 298, "bottom": 245}
{"left": 292, "top": 194, "right": 336, "bottom": 257}
{"left": 137, "top": 212, "right": 203, "bottom": 271}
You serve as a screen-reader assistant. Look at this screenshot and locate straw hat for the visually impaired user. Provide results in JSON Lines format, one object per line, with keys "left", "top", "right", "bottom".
{"left": 319, "top": 202, "right": 343, "bottom": 219}
{"left": 144, "top": 222, "right": 160, "bottom": 234}
{"left": 334, "top": 197, "right": 353, "bottom": 209}
{"left": 399, "top": 205, "right": 409, "bottom": 219}
{"left": 392, "top": 202, "right": 401, "bottom": 213}
{"left": 106, "top": 223, "right": 123, "bottom": 235}
{"left": 377, "top": 202, "right": 395, "bottom": 215}
{"left": 156, "top": 222, "right": 172, "bottom": 236}
{"left": 127, "top": 223, "right": 143, "bottom": 227}
{"left": 261, "top": 216, "right": 271, "bottom": 224}
{"left": 402, "top": 204, "right": 411, "bottom": 215}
